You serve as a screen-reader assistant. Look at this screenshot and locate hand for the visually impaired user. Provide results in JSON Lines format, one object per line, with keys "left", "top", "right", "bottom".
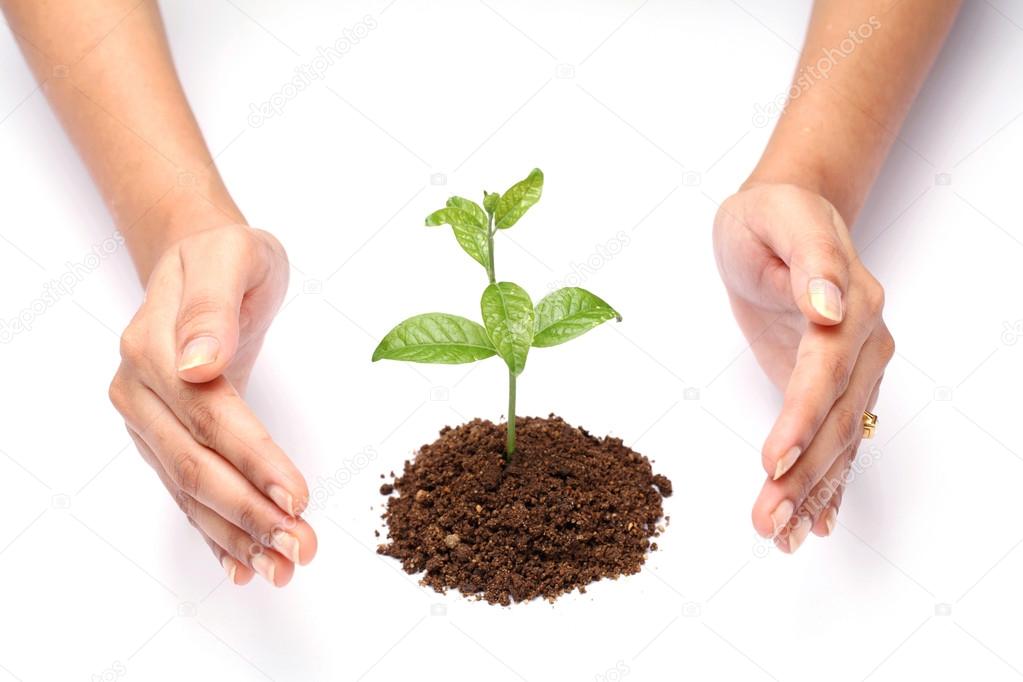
{"left": 713, "top": 184, "right": 894, "bottom": 553}
{"left": 108, "top": 224, "right": 316, "bottom": 585}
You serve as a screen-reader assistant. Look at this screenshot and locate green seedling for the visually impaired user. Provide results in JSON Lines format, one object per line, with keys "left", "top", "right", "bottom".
{"left": 372, "top": 169, "right": 621, "bottom": 460}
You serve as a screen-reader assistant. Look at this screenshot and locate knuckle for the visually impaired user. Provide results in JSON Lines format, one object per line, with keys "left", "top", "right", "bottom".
{"left": 233, "top": 533, "right": 259, "bottom": 563}
{"left": 806, "top": 350, "right": 851, "bottom": 396}
{"left": 832, "top": 405, "right": 862, "bottom": 446}
{"left": 234, "top": 449, "right": 259, "bottom": 483}
{"left": 863, "top": 277, "right": 886, "bottom": 314}
{"left": 171, "top": 451, "right": 203, "bottom": 498}
{"left": 877, "top": 329, "right": 896, "bottom": 363}
{"left": 175, "top": 488, "right": 197, "bottom": 519}
{"left": 253, "top": 228, "right": 287, "bottom": 263}
{"left": 788, "top": 464, "right": 818, "bottom": 504}
{"left": 177, "top": 295, "right": 226, "bottom": 330}
{"left": 223, "top": 223, "right": 254, "bottom": 250}
{"left": 118, "top": 323, "right": 146, "bottom": 364}
{"left": 826, "top": 356, "right": 852, "bottom": 395}
{"left": 107, "top": 373, "right": 129, "bottom": 413}
{"left": 188, "top": 401, "right": 220, "bottom": 449}
{"left": 807, "top": 237, "right": 846, "bottom": 267}
{"left": 235, "top": 500, "right": 262, "bottom": 539}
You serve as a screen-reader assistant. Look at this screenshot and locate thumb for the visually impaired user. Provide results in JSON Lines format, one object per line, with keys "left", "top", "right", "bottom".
{"left": 175, "top": 240, "right": 249, "bottom": 384}
{"left": 787, "top": 226, "right": 850, "bottom": 326}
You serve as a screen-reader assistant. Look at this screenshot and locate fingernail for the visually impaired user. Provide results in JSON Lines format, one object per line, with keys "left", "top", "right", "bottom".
{"left": 770, "top": 499, "right": 795, "bottom": 537}
{"left": 788, "top": 515, "right": 812, "bottom": 553}
{"left": 773, "top": 446, "right": 802, "bottom": 480}
{"left": 267, "top": 484, "right": 294, "bottom": 516}
{"left": 808, "top": 278, "right": 843, "bottom": 322}
{"left": 251, "top": 552, "right": 276, "bottom": 585}
{"left": 221, "top": 555, "right": 238, "bottom": 584}
{"left": 271, "top": 529, "right": 301, "bottom": 564}
{"left": 178, "top": 336, "right": 220, "bottom": 371}
{"left": 824, "top": 507, "right": 838, "bottom": 536}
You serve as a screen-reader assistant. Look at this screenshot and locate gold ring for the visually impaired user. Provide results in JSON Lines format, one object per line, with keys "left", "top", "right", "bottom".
{"left": 862, "top": 410, "right": 878, "bottom": 439}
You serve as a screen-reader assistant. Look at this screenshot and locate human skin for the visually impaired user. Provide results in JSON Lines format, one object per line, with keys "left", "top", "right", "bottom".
{"left": 2, "top": 0, "right": 962, "bottom": 578}
{"left": 2, "top": 0, "right": 316, "bottom": 585}
{"left": 715, "top": 0, "right": 962, "bottom": 551}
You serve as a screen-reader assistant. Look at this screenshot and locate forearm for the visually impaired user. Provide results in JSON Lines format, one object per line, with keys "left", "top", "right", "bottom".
{"left": 746, "top": 0, "right": 961, "bottom": 224}
{"left": 2, "top": 0, "right": 242, "bottom": 280}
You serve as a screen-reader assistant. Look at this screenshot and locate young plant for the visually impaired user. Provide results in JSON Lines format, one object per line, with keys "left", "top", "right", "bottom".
{"left": 372, "top": 169, "right": 621, "bottom": 460}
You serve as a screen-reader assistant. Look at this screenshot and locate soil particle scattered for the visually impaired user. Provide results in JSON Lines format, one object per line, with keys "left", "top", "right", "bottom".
{"left": 377, "top": 415, "right": 671, "bottom": 605}
{"left": 652, "top": 474, "right": 673, "bottom": 497}
{"left": 379, "top": 483, "right": 394, "bottom": 495}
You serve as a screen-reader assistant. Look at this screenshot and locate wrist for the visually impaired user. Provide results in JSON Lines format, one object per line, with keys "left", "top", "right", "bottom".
{"left": 743, "top": 105, "right": 885, "bottom": 226}
{"left": 743, "top": 150, "right": 858, "bottom": 224}
{"left": 126, "top": 178, "right": 246, "bottom": 282}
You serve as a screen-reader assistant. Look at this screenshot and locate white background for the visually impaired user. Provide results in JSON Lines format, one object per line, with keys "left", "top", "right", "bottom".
{"left": 2, "top": 1, "right": 1023, "bottom": 680}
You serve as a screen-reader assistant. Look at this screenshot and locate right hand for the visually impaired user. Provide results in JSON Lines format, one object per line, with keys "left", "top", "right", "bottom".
{"left": 108, "top": 224, "right": 316, "bottom": 586}
{"left": 713, "top": 183, "right": 894, "bottom": 552}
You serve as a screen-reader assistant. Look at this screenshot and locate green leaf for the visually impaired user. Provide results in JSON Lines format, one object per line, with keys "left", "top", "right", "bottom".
{"left": 532, "top": 287, "right": 621, "bottom": 348}
{"left": 425, "top": 197, "right": 490, "bottom": 268}
{"left": 372, "top": 313, "right": 496, "bottom": 364}
{"left": 445, "top": 196, "right": 487, "bottom": 227}
{"left": 494, "top": 168, "right": 543, "bottom": 229}
{"left": 480, "top": 282, "right": 534, "bottom": 375}
{"left": 483, "top": 191, "right": 500, "bottom": 215}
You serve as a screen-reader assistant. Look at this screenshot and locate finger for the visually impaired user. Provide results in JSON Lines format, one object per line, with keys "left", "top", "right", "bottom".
{"left": 761, "top": 279, "right": 887, "bottom": 479}
{"left": 752, "top": 326, "right": 893, "bottom": 541}
{"left": 188, "top": 497, "right": 292, "bottom": 587}
{"left": 810, "top": 379, "right": 881, "bottom": 538}
{"left": 156, "top": 375, "right": 309, "bottom": 517}
{"left": 784, "top": 198, "right": 852, "bottom": 325}
{"left": 128, "top": 426, "right": 258, "bottom": 585}
{"left": 125, "top": 384, "right": 317, "bottom": 565}
{"left": 809, "top": 456, "right": 850, "bottom": 539}
{"left": 198, "top": 532, "right": 256, "bottom": 586}
{"left": 740, "top": 186, "right": 853, "bottom": 325}
{"left": 798, "top": 442, "right": 854, "bottom": 542}
{"left": 126, "top": 423, "right": 160, "bottom": 471}
{"left": 175, "top": 226, "right": 269, "bottom": 383}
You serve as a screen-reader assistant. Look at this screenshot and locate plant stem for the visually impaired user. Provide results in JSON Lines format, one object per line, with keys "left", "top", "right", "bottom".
{"left": 506, "top": 370, "right": 516, "bottom": 460}
{"left": 486, "top": 215, "right": 496, "bottom": 284}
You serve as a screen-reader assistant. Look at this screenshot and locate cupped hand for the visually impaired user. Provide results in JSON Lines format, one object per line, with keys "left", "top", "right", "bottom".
{"left": 713, "top": 184, "right": 894, "bottom": 553}
{"left": 108, "top": 224, "right": 316, "bottom": 585}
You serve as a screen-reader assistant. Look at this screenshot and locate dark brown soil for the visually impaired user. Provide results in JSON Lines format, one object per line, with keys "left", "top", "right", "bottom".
{"left": 376, "top": 415, "right": 671, "bottom": 605}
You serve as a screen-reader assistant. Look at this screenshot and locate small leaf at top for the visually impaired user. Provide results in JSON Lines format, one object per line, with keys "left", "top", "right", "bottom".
{"left": 480, "top": 282, "right": 534, "bottom": 375}
{"left": 494, "top": 168, "right": 543, "bottom": 229}
{"left": 483, "top": 191, "right": 500, "bottom": 215}
{"left": 372, "top": 313, "right": 496, "bottom": 364}
{"left": 532, "top": 287, "right": 621, "bottom": 348}
{"left": 425, "top": 196, "right": 490, "bottom": 269}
